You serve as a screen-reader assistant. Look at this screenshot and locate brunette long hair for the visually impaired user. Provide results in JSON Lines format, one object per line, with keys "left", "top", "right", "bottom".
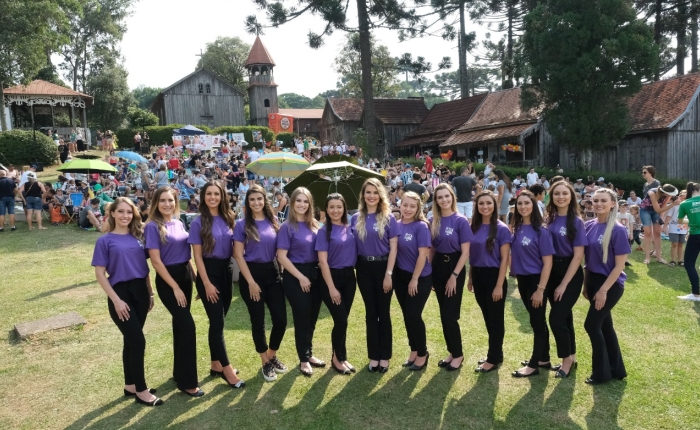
{"left": 199, "top": 181, "right": 236, "bottom": 254}
{"left": 471, "top": 190, "right": 499, "bottom": 252}
{"left": 146, "top": 187, "right": 180, "bottom": 244}
{"left": 105, "top": 197, "right": 143, "bottom": 241}
{"left": 511, "top": 190, "right": 543, "bottom": 233}
{"left": 243, "top": 184, "right": 279, "bottom": 242}
{"left": 545, "top": 180, "right": 580, "bottom": 243}
{"left": 324, "top": 193, "right": 348, "bottom": 242}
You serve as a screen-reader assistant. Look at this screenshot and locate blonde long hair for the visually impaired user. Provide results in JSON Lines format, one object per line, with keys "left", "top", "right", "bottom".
{"left": 594, "top": 188, "right": 619, "bottom": 263}
{"left": 106, "top": 197, "right": 143, "bottom": 241}
{"left": 430, "top": 183, "right": 458, "bottom": 239}
{"left": 286, "top": 187, "right": 319, "bottom": 232}
{"left": 401, "top": 191, "right": 428, "bottom": 224}
{"left": 146, "top": 187, "right": 180, "bottom": 244}
{"left": 356, "top": 178, "right": 391, "bottom": 241}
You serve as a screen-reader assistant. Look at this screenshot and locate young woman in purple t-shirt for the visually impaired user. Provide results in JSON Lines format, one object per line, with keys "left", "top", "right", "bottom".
{"left": 276, "top": 187, "right": 325, "bottom": 377}
{"left": 544, "top": 180, "right": 586, "bottom": 378}
{"left": 509, "top": 191, "right": 554, "bottom": 378}
{"left": 468, "top": 190, "right": 512, "bottom": 373}
{"left": 92, "top": 197, "right": 162, "bottom": 406}
{"left": 317, "top": 193, "right": 358, "bottom": 375}
{"left": 429, "top": 184, "right": 472, "bottom": 371}
{"left": 144, "top": 187, "right": 202, "bottom": 397}
{"left": 189, "top": 181, "right": 245, "bottom": 389}
{"left": 394, "top": 191, "right": 432, "bottom": 371}
{"left": 234, "top": 184, "right": 288, "bottom": 382}
{"left": 583, "top": 188, "right": 631, "bottom": 384}
{"left": 352, "top": 178, "right": 398, "bottom": 373}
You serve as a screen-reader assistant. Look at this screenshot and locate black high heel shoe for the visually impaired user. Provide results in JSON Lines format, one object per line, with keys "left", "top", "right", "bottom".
{"left": 552, "top": 361, "right": 577, "bottom": 372}
{"left": 333, "top": 361, "right": 352, "bottom": 375}
{"left": 210, "top": 368, "right": 239, "bottom": 377}
{"left": 124, "top": 388, "right": 156, "bottom": 397}
{"left": 179, "top": 388, "right": 206, "bottom": 397}
{"left": 520, "top": 360, "right": 552, "bottom": 369}
{"left": 135, "top": 395, "right": 164, "bottom": 406}
{"left": 220, "top": 373, "right": 246, "bottom": 389}
{"left": 409, "top": 352, "right": 429, "bottom": 371}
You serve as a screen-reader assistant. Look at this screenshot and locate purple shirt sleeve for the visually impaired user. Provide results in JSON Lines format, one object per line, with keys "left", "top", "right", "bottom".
{"left": 233, "top": 219, "right": 246, "bottom": 243}
{"left": 91, "top": 236, "right": 109, "bottom": 267}
{"left": 497, "top": 222, "right": 513, "bottom": 246}
{"left": 315, "top": 229, "right": 330, "bottom": 252}
{"left": 144, "top": 222, "right": 160, "bottom": 250}
{"left": 417, "top": 222, "right": 431, "bottom": 248}
{"left": 538, "top": 228, "right": 555, "bottom": 257}
{"left": 573, "top": 218, "right": 588, "bottom": 247}
{"left": 188, "top": 217, "right": 202, "bottom": 245}
{"left": 458, "top": 216, "right": 473, "bottom": 244}
{"left": 611, "top": 224, "right": 632, "bottom": 256}
{"left": 277, "top": 223, "right": 292, "bottom": 250}
{"left": 389, "top": 216, "right": 400, "bottom": 238}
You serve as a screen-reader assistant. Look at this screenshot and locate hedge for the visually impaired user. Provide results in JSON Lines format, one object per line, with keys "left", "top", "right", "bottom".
{"left": 276, "top": 132, "right": 297, "bottom": 148}
{"left": 115, "top": 124, "right": 215, "bottom": 149}
{"left": 0, "top": 130, "right": 58, "bottom": 166}
{"left": 401, "top": 159, "right": 691, "bottom": 197}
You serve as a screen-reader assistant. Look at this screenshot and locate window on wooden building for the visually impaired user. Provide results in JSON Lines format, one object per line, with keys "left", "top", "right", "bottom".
{"left": 264, "top": 99, "right": 270, "bottom": 107}
{"left": 198, "top": 84, "right": 203, "bottom": 94}
{"left": 206, "top": 84, "right": 211, "bottom": 94}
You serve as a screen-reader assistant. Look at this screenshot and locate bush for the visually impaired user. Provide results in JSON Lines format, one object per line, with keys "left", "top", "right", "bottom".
{"left": 212, "top": 126, "right": 275, "bottom": 146}
{"left": 277, "top": 132, "right": 297, "bottom": 148}
{"left": 0, "top": 130, "right": 58, "bottom": 166}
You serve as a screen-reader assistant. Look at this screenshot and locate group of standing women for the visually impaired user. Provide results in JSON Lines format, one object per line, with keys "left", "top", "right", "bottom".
{"left": 93, "top": 176, "right": 631, "bottom": 407}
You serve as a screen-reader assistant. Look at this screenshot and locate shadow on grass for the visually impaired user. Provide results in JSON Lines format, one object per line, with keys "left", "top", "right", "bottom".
{"left": 542, "top": 377, "right": 582, "bottom": 430}
{"left": 494, "top": 376, "right": 550, "bottom": 429}
{"left": 445, "top": 371, "right": 500, "bottom": 428}
{"left": 25, "top": 281, "right": 95, "bottom": 301}
{"left": 585, "top": 380, "right": 627, "bottom": 430}
{"left": 6, "top": 329, "right": 20, "bottom": 345}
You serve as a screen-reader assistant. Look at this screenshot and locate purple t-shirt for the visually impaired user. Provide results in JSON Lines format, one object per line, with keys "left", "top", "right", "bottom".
{"left": 315, "top": 224, "right": 357, "bottom": 268}
{"left": 511, "top": 225, "right": 555, "bottom": 276}
{"left": 584, "top": 220, "right": 632, "bottom": 286}
{"left": 92, "top": 233, "right": 149, "bottom": 286}
{"left": 233, "top": 218, "right": 278, "bottom": 263}
{"left": 277, "top": 221, "right": 318, "bottom": 264}
{"left": 469, "top": 220, "right": 512, "bottom": 268}
{"left": 351, "top": 212, "right": 399, "bottom": 256}
{"left": 428, "top": 213, "right": 473, "bottom": 254}
{"left": 395, "top": 220, "right": 432, "bottom": 277}
{"left": 188, "top": 215, "right": 234, "bottom": 260}
{"left": 144, "top": 220, "right": 191, "bottom": 265}
{"left": 545, "top": 215, "right": 587, "bottom": 258}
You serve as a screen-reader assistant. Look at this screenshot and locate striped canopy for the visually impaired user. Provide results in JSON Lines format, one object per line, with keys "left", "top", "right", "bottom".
{"left": 246, "top": 152, "right": 310, "bottom": 178}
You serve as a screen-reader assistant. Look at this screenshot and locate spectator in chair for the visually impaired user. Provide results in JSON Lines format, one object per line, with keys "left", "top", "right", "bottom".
{"left": 80, "top": 198, "right": 103, "bottom": 230}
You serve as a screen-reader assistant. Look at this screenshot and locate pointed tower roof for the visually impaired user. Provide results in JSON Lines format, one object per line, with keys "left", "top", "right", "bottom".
{"left": 245, "top": 36, "right": 276, "bottom": 67}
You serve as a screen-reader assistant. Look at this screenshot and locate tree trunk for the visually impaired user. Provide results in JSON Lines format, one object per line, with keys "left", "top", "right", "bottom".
{"left": 678, "top": 1, "right": 688, "bottom": 75}
{"left": 0, "top": 83, "right": 6, "bottom": 132}
{"left": 692, "top": 0, "right": 698, "bottom": 72}
{"left": 655, "top": 0, "right": 663, "bottom": 80}
{"left": 357, "top": 0, "right": 377, "bottom": 157}
{"left": 503, "top": 1, "right": 515, "bottom": 89}
{"left": 458, "top": 0, "right": 468, "bottom": 99}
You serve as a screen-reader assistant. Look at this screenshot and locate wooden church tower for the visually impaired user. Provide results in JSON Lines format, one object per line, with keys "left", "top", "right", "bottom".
{"left": 246, "top": 36, "right": 279, "bottom": 127}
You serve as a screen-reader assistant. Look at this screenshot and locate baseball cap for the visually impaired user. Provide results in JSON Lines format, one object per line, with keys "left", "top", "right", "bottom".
{"left": 26, "top": 171, "right": 36, "bottom": 179}
{"left": 597, "top": 177, "right": 605, "bottom": 182}
{"left": 405, "top": 164, "right": 411, "bottom": 168}
{"left": 576, "top": 178, "right": 582, "bottom": 181}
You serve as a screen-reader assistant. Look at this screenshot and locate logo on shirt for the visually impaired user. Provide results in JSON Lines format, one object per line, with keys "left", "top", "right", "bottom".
{"left": 137, "top": 239, "right": 145, "bottom": 249}
{"left": 373, "top": 223, "right": 379, "bottom": 232}
{"left": 521, "top": 236, "right": 531, "bottom": 246}
{"left": 597, "top": 234, "right": 604, "bottom": 245}
{"left": 559, "top": 227, "right": 567, "bottom": 237}
{"left": 445, "top": 227, "right": 454, "bottom": 236}
{"left": 404, "top": 233, "right": 413, "bottom": 241}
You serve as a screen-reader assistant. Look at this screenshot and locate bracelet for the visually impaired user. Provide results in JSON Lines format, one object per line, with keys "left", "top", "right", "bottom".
{"left": 537, "top": 284, "right": 545, "bottom": 291}
{"left": 452, "top": 271, "right": 459, "bottom": 277}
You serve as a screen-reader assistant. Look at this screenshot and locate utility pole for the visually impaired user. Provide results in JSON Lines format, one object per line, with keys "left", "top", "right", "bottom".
{"left": 196, "top": 49, "right": 204, "bottom": 69}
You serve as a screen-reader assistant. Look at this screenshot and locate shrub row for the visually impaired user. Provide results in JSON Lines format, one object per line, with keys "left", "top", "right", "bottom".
{"left": 0, "top": 130, "right": 58, "bottom": 166}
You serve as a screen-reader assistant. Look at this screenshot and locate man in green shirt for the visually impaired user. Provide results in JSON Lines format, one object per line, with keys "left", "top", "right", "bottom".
{"left": 678, "top": 182, "right": 700, "bottom": 301}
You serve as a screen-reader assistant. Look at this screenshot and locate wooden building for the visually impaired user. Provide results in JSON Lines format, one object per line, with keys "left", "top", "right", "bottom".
{"left": 278, "top": 108, "right": 323, "bottom": 138}
{"left": 358, "top": 98, "right": 429, "bottom": 153}
{"left": 558, "top": 73, "right": 700, "bottom": 180}
{"left": 246, "top": 36, "right": 279, "bottom": 128}
{"left": 394, "top": 93, "right": 488, "bottom": 157}
{"left": 150, "top": 69, "right": 245, "bottom": 128}
{"left": 440, "top": 88, "right": 551, "bottom": 167}
{"left": 318, "top": 98, "right": 364, "bottom": 144}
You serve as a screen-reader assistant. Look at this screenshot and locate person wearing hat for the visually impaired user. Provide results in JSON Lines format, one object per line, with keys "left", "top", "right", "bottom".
{"left": 22, "top": 171, "right": 47, "bottom": 230}
{"left": 19, "top": 165, "right": 37, "bottom": 188}
{"left": 597, "top": 177, "right": 606, "bottom": 186}
{"left": 401, "top": 164, "right": 414, "bottom": 189}
{"left": 640, "top": 183, "right": 679, "bottom": 264}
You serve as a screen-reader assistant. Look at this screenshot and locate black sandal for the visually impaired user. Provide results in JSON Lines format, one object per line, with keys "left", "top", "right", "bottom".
{"left": 135, "top": 396, "right": 164, "bottom": 406}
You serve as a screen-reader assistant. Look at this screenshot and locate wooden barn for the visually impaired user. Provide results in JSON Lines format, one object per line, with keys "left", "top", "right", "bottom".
{"left": 318, "top": 98, "right": 364, "bottom": 144}
{"left": 440, "top": 88, "right": 555, "bottom": 167}
{"left": 278, "top": 108, "right": 323, "bottom": 139}
{"left": 150, "top": 68, "right": 245, "bottom": 128}
{"left": 557, "top": 73, "right": 700, "bottom": 180}
{"left": 394, "top": 93, "right": 488, "bottom": 157}
{"left": 358, "top": 98, "right": 429, "bottom": 153}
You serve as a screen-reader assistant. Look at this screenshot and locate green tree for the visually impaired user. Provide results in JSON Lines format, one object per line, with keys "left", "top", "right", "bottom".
{"left": 522, "top": 0, "right": 658, "bottom": 168}
{"left": 279, "top": 93, "right": 326, "bottom": 108}
{"left": 335, "top": 34, "right": 401, "bottom": 98}
{"left": 131, "top": 85, "right": 162, "bottom": 109}
{"left": 0, "top": 0, "right": 71, "bottom": 131}
{"left": 127, "top": 107, "right": 159, "bottom": 128}
{"left": 196, "top": 36, "right": 251, "bottom": 95}
{"left": 396, "top": 80, "right": 447, "bottom": 108}
{"left": 85, "top": 65, "right": 134, "bottom": 131}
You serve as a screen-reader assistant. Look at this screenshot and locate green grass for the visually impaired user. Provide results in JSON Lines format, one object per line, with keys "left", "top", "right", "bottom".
{"left": 1, "top": 223, "right": 699, "bottom": 429}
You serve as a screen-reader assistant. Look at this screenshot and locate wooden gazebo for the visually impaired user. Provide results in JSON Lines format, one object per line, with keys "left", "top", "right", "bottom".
{"left": 3, "top": 80, "right": 92, "bottom": 138}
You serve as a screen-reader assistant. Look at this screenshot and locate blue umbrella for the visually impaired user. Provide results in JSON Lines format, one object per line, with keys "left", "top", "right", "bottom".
{"left": 115, "top": 151, "right": 148, "bottom": 163}
{"left": 174, "top": 125, "right": 206, "bottom": 135}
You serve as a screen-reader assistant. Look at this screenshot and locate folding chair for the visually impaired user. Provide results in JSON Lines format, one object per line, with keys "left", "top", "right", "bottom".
{"left": 65, "top": 193, "right": 85, "bottom": 225}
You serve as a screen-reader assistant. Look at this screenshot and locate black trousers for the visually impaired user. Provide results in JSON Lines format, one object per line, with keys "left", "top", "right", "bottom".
{"left": 517, "top": 274, "right": 551, "bottom": 367}
{"left": 282, "top": 263, "right": 322, "bottom": 362}
{"left": 393, "top": 268, "right": 432, "bottom": 357}
{"left": 546, "top": 257, "right": 583, "bottom": 358}
{"left": 433, "top": 251, "right": 467, "bottom": 358}
{"left": 356, "top": 259, "right": 393, "bottom": 360}
{"left": 155, "top": 262, "right": 198, "bottom": 390}
{"left": 195, "top": 257, "right": 233, "bottom": 367}
{"left": 584, "top": 271, "right": 627, "bottom": 382}
{"left": 472, "top": 266, "right": 508, "bottom": 364}
{"left": 320, "top": 267, "right": 357, "bottom": 361}
{"left": 108, "top": 278, "right": 150, "bottom": 392}
{"left": 238, "top": 261, "right": 287, "bottom": 353}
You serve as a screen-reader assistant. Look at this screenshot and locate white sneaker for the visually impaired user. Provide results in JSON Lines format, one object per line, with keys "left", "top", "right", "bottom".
{"left": 677, "top": 293, "right": 700, "bottom": 301}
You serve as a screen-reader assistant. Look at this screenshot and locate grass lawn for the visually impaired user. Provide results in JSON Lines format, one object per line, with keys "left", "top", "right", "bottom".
{"left": 1, "top": 165, "right": 698, "bottom": 429}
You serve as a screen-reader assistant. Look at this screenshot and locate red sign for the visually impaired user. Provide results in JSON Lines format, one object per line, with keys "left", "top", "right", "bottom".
{"left": 268, "top": 113, "right": 294, "bottom": 134}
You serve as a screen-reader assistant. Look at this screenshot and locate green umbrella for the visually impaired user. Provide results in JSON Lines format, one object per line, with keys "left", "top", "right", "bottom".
{"left": 57, "top": 159, "right": 117, "bottom": 174}
{"left": 312, "top": 154, "right": 357, "bottom": 165}
{"left": 284, "top": 161, "right": 385, "bottom": 210}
